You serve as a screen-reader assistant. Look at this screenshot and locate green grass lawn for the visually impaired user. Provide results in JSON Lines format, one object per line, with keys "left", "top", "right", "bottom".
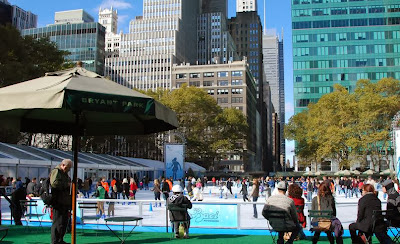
{"left": 2, "top": 226, "right": 379, "bottom": 243}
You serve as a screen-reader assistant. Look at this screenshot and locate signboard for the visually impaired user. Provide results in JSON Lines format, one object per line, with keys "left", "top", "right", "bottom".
{"left": 395, "top": 130, "right": 400, "bottom": 180}
{"left": 188, "top": 204, "right": 238, "bottom": 228}
{"left": 165, "top": 144, "right": 184, "bottom": 180}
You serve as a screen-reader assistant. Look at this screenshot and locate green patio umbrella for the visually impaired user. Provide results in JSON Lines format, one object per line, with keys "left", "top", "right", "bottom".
{"left": 0, "top": 66, "right": 179, "bottom": 244}
{"left": 334, "top": 171, "right": 342, "bottom": 176}
{"left": 362, "top": 169, "right": 376, "bottom": 175}
{"left": 351, "top": 170, "right": 361, "bottom": 175}
{"left": 303, "top": 171, "right": 312, "bottom": 177}
{"left": 342, "top": 169, "right": 351, "bottom": 176}
{"left": 380, "top": 169, "right": 396, "bottom": 176}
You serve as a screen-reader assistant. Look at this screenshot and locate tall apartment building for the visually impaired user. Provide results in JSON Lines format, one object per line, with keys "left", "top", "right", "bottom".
{"left": 104, "top": 0, "right": 200, "bottom": 90}
{"left": 292, "top": 0, "right": 400, "bottom": 114}
{"left": 237, "top": 0, "right": 257, "bottom": 12}
{"left": 171, "top": 60, "right": 259, "bottom": 173}
{"left": 197, "top": 11, "right": 238, "bottom": 64}
{"left": 228, "top": 12, "right": 263, "bottom": 103}
{"left": 98, "top": 8, "right": 121, "bottom": 59}
{"left": 0, "top": 0, "right": 36, "bottom": 30}
{"left": 262, "top": 30, "right": 285, "bottom": 165}
{"left": 22, "top": 10, "right": 105, "bottom": 75}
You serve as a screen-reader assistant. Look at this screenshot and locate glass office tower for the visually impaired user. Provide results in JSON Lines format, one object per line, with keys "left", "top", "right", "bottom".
{"left": 22, "top": 22, "right": 106, "bottom": 75}
{"left": 292, "top": 0, "right": 400, "bottom": 114}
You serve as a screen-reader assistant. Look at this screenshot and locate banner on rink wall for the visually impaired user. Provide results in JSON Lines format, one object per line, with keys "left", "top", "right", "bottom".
{"left": 165, "top": 144, "right": 184, "bottom": 180}
{"left": 188, "top": 204, "right": 238, "bottom": 228}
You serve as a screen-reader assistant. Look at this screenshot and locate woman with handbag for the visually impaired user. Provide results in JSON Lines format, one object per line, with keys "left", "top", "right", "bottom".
{"left": 311, "top": 183, "right": 343, "bottom": 244}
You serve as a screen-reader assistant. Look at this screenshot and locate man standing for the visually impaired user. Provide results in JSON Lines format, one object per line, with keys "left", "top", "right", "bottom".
{"left": 262, "top": 181, "right": 300, "bottom": 244}
{"left": 26, "top": 177, "right": 38, "bottom": 196}
{"left": 50, "top": 159, "right": 72, "bottom": 244}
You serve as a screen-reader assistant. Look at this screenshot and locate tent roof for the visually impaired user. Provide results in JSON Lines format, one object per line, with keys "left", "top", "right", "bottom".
{"left": 0, "top": 142, "right": 206, "bottom": 172}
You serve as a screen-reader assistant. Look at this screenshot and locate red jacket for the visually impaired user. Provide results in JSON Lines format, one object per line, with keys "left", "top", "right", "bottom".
{"left": 290, "top": 196, "right": 306, "bottom": 227}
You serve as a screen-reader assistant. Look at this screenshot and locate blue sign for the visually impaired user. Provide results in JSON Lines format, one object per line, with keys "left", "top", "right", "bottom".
{"left": 165, "top": 144, "right": 184, "bottom": 180}
{"left": 188, "top": 204, "right": 237, "bottom": 228}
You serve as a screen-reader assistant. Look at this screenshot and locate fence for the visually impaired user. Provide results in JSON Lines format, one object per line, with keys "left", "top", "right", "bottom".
{"left": 0, "top": 196, "right": 370, "bottom": 231}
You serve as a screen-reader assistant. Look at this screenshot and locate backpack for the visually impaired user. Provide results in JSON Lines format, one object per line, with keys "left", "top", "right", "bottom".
{"left": 40, "top": 178, "right": 53, "bottom": 206}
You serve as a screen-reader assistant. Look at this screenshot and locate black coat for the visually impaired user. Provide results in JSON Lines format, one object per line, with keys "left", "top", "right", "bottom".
{"left": 356, "top": 193, "right": 385, "bottom": 233}
{"left": 167, "top": 193, "right": 192, "bottom": 221}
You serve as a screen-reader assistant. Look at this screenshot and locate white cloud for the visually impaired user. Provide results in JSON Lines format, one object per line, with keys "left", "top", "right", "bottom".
{"left": 98, "top": 0, "right": 132, "bottom": 10}
{"left": 118, "top": 15, "right": 129, "bottom": 24}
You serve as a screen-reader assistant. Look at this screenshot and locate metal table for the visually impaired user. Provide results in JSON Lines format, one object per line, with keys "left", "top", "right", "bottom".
{"left": 104, "top": 216, "right": 143, "bottom": 243}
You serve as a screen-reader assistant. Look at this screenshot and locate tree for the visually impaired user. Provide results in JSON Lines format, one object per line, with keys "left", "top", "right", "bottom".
{"left": 142, "top": 85, "right": 248, "bottom": 169}
{"left": 0, "top": 24, "right": 70, "bottom": 88}
{"left": 352, "top": 79, "right": 400, "bottom": 169}
{"left": 286, "top": 78, "right": 400, "bottom": 170}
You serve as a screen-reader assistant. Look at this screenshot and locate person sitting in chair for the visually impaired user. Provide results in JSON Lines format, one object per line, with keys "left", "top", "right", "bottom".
{"left": 382, "top": 179, "right": 400, "bottom": 226}
{"left": 349, "top": 184, "right": 392, "bottom": 244}
{"left": 262, "top": 181, "right": 301, "bottom": 244}
{"left": 167, "top": 184, "right": 192, "bottom": 239}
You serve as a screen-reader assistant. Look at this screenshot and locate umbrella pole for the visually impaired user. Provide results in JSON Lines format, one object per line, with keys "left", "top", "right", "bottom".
{"left": 71, "top": 113, "right": 80, "bottom": 244}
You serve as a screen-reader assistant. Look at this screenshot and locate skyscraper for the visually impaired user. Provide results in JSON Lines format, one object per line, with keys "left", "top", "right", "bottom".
{"left": 171, "top": 60, "right": 259, "bottom": 173}
{"left": 237, "top": 0, "right": 257, "bottom": 12}
{"left": 262, "top": 29, "right": 285, "bottom": 166}
{"left": 0, "top": 0, "right": 37, "bottom": 30}
{"left": 104, "top": 0, "right": 200, "bottom": 90}
{"left": 98, "top": 8, "right": 121, "bottom": 59}
{"left": 197, "top": 2, "right": 238, "bottom": 65}
{"left": 98, "top": 7, "right": 118, "bottom": 34}
{"left": 22, "top": 10, "right": 105, "bottom": 75}
{"left": 292, "top": 0, "right": 400, "bottom": 114}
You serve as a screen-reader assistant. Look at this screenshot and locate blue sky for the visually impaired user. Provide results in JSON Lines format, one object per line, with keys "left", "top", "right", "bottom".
{"left": 10, "top": 0, "right": 295, "bottom": 164}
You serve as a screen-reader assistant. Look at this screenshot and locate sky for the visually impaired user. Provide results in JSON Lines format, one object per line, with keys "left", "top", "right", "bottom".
{"left": 9, "top": 0, "right": 295, "bottom": 165}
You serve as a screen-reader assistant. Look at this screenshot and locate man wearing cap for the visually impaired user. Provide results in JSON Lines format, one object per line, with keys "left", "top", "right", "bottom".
{"left": 167, "top": 185, "right": 192, "bottom": 239}
{"left": 50, "top": 159, "right": 72, "bottom": 244}
{"left": 262, "top": 181, "right": 300, "bottom": 244}
{"left": 382, "top": 179, "right": 400, "bottom": 226}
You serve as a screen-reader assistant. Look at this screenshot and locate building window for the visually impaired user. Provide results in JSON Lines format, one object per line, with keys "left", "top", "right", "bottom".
{"left": 232, "top": 79, "right": 243, "bottom": 85}
{"left": 190, "top": 73, "right": 200, "bottom": 78}
{"left": 217, "top": 80, "right": 229, "bottom": 86}
{"left": 232, "top": 88, "right": 243, "bottom": 94}
{"left": 217, "top": 89, "right": 229, "bottom": 95}
{"left": 207, "top": 89, "right": 215, "bottom": 95}
{"left": 232, "top": 97, "right": 243, "bottom": 103}
{"left": 203, "top": 81, "right": 213, "bottom": 87}
{"left": 217, "top": 97, "right": 228, "bottom": 104}
{"left": 218, "top": 71, "right": 228, "bottom": 77}
{"left": 203, "top": 72, "right": 214, "bottom": 77}
{"left": 176, "top": 73, "right": 186, "bottom": 79}
{"left": 189, "top": 81, "right": 200, "bottom": 87}
{"left": 231, "top": 71, "right": 243, "bottom": 77}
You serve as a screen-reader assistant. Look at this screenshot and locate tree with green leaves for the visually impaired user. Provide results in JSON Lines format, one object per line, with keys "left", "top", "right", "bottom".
{"left": 142, "top": 85, "right": 248, "bottom": 169}
{"left": 0, "top": 24, "right": 70, "bottom": 88}
{"left": 286, "top": 78, "right": 400, "bottom": 170}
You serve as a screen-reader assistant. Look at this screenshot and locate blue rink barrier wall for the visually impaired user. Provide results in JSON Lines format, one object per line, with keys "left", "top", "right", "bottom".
{"left": 0, "top": 197, "right": 382, "bottom": 233}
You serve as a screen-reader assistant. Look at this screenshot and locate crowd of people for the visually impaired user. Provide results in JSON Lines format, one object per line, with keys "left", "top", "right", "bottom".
{"left": 262, "top": 175, "right": 400, "bottom": 244}
{"left": 4, "top": 162, "right": 400, "bottom": 243}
